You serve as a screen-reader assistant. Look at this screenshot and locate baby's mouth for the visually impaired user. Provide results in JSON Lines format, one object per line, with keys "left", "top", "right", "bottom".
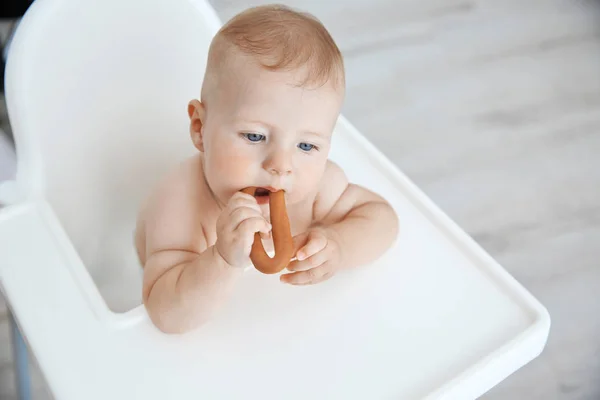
{"left": 252, "top": 187, "right": 272, "bottom": 205}
{"left": 254, "top": 187, "right": 271, "bottom": 197}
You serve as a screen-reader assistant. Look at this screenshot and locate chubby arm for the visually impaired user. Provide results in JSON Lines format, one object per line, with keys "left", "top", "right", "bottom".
{"left": 141, "top": 162, "right": 241, "bottom": 334}
{"left": 143, "top": 247, "right": 238, "bottom": 334}
{"left": 312, "top": 160, "right": 399, "bottom": 270}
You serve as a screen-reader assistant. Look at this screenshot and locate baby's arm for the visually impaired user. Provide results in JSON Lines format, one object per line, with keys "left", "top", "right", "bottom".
{"left": 316, "top": 161, "right": 398, "bottom": 267}
{"left": 284, "top": 160, "right": 399, "bottom": 284}
{"left": 140, "top": 163, "right": 242, "bottom": 334}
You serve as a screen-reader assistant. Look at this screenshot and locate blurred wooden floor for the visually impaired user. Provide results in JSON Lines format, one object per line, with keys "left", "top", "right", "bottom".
{"left": 1, "top": 0, "right": 600, "bottom": 399}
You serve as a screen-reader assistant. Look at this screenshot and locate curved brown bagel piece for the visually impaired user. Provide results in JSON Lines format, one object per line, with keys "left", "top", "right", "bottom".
{"left": 242, "top": 187, "right": 294, "bottom": 274}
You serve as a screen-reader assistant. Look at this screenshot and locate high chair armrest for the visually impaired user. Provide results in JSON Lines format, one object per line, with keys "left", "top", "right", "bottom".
{"left": 0, "top": 201, "right": 131, "bottom": 322}
{"left": 0, "top": 200, "right": 147, "bottom": 399}
{"left": 0, "top": 180, "right": 21, "bottom": 205}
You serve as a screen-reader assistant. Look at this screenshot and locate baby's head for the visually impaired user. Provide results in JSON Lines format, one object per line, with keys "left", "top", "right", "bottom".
{"left": 188, "top": 4, "right": 345, "bottom": 209}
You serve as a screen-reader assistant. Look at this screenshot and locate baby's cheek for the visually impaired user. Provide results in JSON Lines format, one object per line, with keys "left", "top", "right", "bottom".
{"left": 298, "top": 159, "right": 327, "bottom": 187}
{"left": 215, "top": 151, "right": 254, "bottom": 180}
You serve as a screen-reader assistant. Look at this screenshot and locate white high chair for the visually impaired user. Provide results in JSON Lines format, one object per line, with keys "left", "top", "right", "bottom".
{"left": 0, "top": 0, "right": 550, "bottom": 399}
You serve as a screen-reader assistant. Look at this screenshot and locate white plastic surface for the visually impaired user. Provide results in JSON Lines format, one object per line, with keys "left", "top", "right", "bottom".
{"left": 0, "top": 0, "right": 550, "bottom": 399}
{"left": 4, "top": 0, "right": 223, "bottom": 311}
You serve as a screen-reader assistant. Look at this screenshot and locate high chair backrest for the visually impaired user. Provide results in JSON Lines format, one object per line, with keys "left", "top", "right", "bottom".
{"left": 5, "top": 0, "right": 222, "bottom": 291}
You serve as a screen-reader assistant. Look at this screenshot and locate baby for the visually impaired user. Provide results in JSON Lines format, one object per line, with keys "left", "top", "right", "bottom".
{"left": 135, "top": 4, "right": 399, "bottom": 333}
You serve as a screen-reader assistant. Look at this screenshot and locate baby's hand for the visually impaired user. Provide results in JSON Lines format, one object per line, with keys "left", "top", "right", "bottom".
{"left": 280, "top": 227, "right": 342, "bottom": 285}
{"left": 215, "top": 192, "right": 271, "bottom": 268}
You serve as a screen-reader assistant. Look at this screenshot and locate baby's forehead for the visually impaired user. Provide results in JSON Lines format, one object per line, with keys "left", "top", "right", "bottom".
{"left": 232, "top": 72, "right": 341, "bottom": 109}
{"left": 202, "top": 45, "right": 344, "bottom": 132}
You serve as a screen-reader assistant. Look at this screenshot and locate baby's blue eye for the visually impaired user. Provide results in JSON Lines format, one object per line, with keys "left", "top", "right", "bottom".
{"left": 244, "top": 133, "right": 265, "bottom": 142}
{"left": 298, "top": 142, "right": 315, "bottom": 152}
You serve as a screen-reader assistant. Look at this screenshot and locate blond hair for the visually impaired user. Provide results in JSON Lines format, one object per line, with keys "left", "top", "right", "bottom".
{"left": 202, "top": 4, "right": 344, "bottom": 98}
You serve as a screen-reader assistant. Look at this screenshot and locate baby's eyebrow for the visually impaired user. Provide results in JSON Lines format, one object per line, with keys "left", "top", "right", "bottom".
{"left": 301, "top": 130, "right": 327, "bottom": 139}
{"left": 236, "top": 120, "right": 327, "bottom": 138}
{"left": 235, "top": 120, "right": 273, "bottom": 129}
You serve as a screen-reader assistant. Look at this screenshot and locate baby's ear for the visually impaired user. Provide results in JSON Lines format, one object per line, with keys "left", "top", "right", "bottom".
{"left": 188, "top": 99, "right": 206, "bottom": 152}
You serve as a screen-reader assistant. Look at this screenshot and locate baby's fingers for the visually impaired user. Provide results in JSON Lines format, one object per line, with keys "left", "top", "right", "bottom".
{"left": 237, "top": 216, "right": 272, "bottom": 236}
{"left": 280, "top": 264, "right": 333, "bottom": 285}
{"left": 227, "top": 193, "right": 261, "bottom": 214}
{"left": 259, "top": 230, "right": 272, "bottom": 241}
{"left": 287, "top": 248, "right": 328, "bottom": 271}
{"left": 295, "top": 230, "right": 327, "bottom": 261}
{"left": 230, "top": 207, "right": 269, "bottom": 232}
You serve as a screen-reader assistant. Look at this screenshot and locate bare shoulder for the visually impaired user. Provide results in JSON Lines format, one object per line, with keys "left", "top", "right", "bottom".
{"left": 136, "top": 155, "right": 213, "bottom": 264}
{"left": 312, "top": 160, "right": 349, "bottom": 222}
{"left": 312, "top": 159, "right": 390, "bottom": 225}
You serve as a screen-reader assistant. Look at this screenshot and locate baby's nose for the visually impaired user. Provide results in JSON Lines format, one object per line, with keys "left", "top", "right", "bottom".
{"left": 270, "top": 167, "right": 292, "bottom": 176}
{"left": 264, "top": 152, "right": 293, "bottom": 175}
{"left": 268, "top": 163, "right": 292, "bottom": 176}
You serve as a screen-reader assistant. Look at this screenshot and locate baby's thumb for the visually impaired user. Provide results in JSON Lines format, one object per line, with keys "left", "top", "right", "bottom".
{"left": 258, "top": 218, "right": 272, "bottom": 240}
{"left": 292, "top": 231, "right": 310, "bottom": 256}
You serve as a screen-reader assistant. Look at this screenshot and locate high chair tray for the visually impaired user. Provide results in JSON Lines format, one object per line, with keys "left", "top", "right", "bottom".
{"left": 0, "top": 114, "right": 550, "bottom": 400}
